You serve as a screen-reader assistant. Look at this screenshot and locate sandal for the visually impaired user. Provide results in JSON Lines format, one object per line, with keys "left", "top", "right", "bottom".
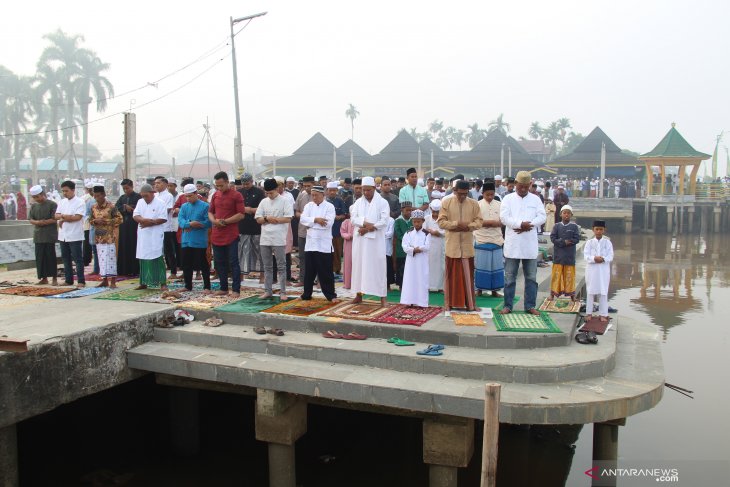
{"left": 387, "top": 337, "right": 415, "bottom": 346}
{"left": 575, "top": 331, "right": 598, "bottom": 345}
{"left": 203, "top": 317, "right": 223, "bottom": 327}
{"left": 254, "top": 327, "right": 267, "bottom": 335}
{"left": 416, "top": 347, "right": 443, "bottom": 356}
{"left": 267, "top": 328, "right": 285, "bottom": 336}
{"left": 323, "top": 330, "right": 345, "bottom": 339}
{"left": 341, "top": 332, "right": 367, "bottom": 340}
{"left": 156, "top": 316, "right": 175, "bottom": 328}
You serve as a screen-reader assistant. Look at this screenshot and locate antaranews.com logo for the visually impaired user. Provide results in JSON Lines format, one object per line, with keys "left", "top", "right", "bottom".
{"left": 585, "top": 466, "right": 679, "bottom": 483}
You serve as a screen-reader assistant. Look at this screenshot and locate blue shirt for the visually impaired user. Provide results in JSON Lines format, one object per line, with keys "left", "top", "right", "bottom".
{"left": 327, "top": 196, "right": 347, "bottom": 237}
{"left": 178, "top": 199, "right": 211, "bottom": 248}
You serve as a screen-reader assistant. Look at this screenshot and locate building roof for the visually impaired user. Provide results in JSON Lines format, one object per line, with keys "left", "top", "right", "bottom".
{"left": 518, "top": 139, "right": 551, "bottom": 155}
{"left": 273, "top": 132, "right": 343, "bottom": 168}
{"left": 449, "top": 129, "right": 542, "bottom": 169}
{"left": 18, "top": 158, "right": 120, "bottom": 174}
{"left": 549, "top": 126, "right": 639, "bottom": 167}
{"left": 640, "top": 124, "right": 711, "bottom": 159}
{"left": 370, "top": 130, "right": 450, "bottom": 166}
{"left": 337, "top": 139, "right": 373, "bottom": 165}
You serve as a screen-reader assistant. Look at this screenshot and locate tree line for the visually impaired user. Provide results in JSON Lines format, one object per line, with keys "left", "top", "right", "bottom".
{"left": 0, "top": 29, "right": 114, "bottom": 178}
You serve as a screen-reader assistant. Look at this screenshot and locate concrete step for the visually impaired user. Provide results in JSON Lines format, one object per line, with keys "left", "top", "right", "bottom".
{"left": 197, "top": 307, "right": 579, "bottom": 350}
{"left": 153, "top": 322, "right": 615, "bottom": 384}
{"left": 127, "top": 316, "right": 664, "bottom": 425}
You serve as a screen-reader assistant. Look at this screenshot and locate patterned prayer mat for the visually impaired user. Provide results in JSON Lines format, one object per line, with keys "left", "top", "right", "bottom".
{"left": 579, "top": 316, "right": 612, "bottom": 335}
{"left": 84, "top": 274, "right": 131, "bottom": 282}
{"left": 94, "top": 288, "right": 161, "bottom": 301}
{"left": 46, "top": 287, "right": 111, "bottom": 299}
{"left": 318, "top": 300, "right": 391, "bottom": 321}
{"left": 0, "top": 286, "right": 71, "bottom": 297}
{"left": 175, "top": 294, "right": 249, "bottom": 310}
{"left": 168, "top": 281, "right": 221, "bottom": 291}
{"left": 364, "top": 290, "right": 518, "bottom": 309}
{"left": 493, "top": 311, "right": 562, "bottom": 333}
{"left": 214, "top": 295, "right": 283, "bottom": 314}
{"left": 538, "top": 297, "right": 581, "bottom": 313}
{"left": 370, "top": 304, "right": 442, "bottom": 326}
{"left": 451, "top": 313, "right": 485, "bottom": 326}
{"left": 263, "top": 298, "right": 337, "bottom": 317}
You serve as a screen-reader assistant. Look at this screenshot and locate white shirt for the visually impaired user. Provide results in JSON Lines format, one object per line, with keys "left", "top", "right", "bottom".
{"left": 300, "top": 199, "right": 335, "bottom": 253}
{"left": 255, "top": 195, "right": 293, "bottom": 247}
{"left": 155, "top": 189, "right": 175, "bottom": 232}
{"left": 134, "top": 197, "right": 168, "bottom": 259}
{"left": 56, "top": 196, "right": 86, "bottom": 242}
{"left": 384, "top": 217, "right": 395, "bottom": 256}
{"left": 280, "top": 190, "right": 295, "bottom": 212}
{"left": 500, "top": 191, "right": 546, "bottom": 259}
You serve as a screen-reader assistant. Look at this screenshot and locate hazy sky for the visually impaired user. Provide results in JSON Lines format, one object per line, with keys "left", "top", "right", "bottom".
{"left": 3, "top": 0, "right": 729, "bottom": 172}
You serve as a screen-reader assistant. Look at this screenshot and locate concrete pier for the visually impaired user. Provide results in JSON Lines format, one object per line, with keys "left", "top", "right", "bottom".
{"left": 592, "top": 419, "right": 623, "bottom": 487}
{"left": 169, "top": 387, "right": 200, "bottom": 456}
{"left": 0, "top": 424, "right": 19, "bottom": 487}
{"left": 423, "top": 416, "right": 474, "bottom": 487}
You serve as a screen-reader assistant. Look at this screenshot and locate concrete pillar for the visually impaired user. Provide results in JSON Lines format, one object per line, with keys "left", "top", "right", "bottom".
{"left": 713, "top": 207, "right": 721, "bottom": 233}
{"left": 423, "top": 416, "right": 475, "bottom": 487}
{"left": 623, "top": 216, "right": 632, "bottom": 234}
{"left": 687, "top": 207, "right": 695, "bottom": 233}
{"left": 169, "top": 387, "right": 200, "bottom": 456}
{"left": 0, "top": 424, "right": 19, "bottom": 487}
{"left": 255, "top": 389, "right": 307, "bottom": 487}
{"left": 666, "top": 206, "right": 674, "bottom": 233}
{"left": 592, "top": 420, "right": 623, "bottom": 487}
{"left": 649, "top": 206, "right": 659, "bottom": 232}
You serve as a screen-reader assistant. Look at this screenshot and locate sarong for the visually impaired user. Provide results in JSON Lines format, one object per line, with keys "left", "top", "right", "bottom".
{"left": 550, "top": 263, "right": 576, "bottom": 297}
{"left": 139, "top": 256, "right": 167, "bottom": 287}
{"left": 474, "top": 243, "right": 504, "bottom": 291}
{"left": 238, "top": 234, "right": 262, "bottom": 274}
{"left": 97, "top": 243, "right": 117, "bottom": 277}
{"left": 444, "top": 257, "right": 476, "bottom": 311}
{"left": 35, "top": 242, "right": 57, "bottom": 279}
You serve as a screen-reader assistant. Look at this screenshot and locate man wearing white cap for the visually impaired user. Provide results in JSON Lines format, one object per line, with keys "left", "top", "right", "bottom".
{"left": 424, "top": 199, "right": 445, "bottom": 292}
{"left": 286, "top": 177, "right": 299, "bottom": 201}
{"left": 28, "top": 185, "right": 58, "bottom": 285}
{"left": 494, "top": 175, "right": 506, "bottom": 198}
{"left": 178, "top": 184, "right": 212, "bottom": 291}
{"left": 134, "top": 184, "right": 169, "bottom": 291}
{"left": 350, "top": 176, "right": 390, "bottom": 305}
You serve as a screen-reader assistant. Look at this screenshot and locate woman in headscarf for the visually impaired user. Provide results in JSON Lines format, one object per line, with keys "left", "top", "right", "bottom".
{"left": 16, "top": 192, "right": 28, "bottom": 220}
{"left": 5, "top": 194, "right": 17, "bottom": 220}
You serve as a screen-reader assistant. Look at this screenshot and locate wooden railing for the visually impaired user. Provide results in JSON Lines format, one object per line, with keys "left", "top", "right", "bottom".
{"left": 695, "top": 183, "right": 730, "bottom": 201}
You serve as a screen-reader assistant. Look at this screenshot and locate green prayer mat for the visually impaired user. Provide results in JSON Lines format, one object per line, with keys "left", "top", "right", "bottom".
{"left": 93, "top": 288, "right": 160, "bottom": 301}
{"left": 492, "top": 310, "right": 562, "bottom": 333}
{"left": 214, "top": 295, "right": 281, "bottom": 314}
{"left": 364, "top": 290, "right": 518, "bottom": 309}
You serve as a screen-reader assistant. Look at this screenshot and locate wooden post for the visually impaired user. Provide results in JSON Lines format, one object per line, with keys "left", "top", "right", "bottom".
{"left": 480, "top": 383, "right": 501, "bottom": 487}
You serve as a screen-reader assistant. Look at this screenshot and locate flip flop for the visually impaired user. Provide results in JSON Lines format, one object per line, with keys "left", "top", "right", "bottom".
{"left": 254, "top": 327, "right": 267, "bottom": 335}
{"left": 341, "top": 332, "right": 367, "bottom": 340}
{"left": 203, "top": 317, "right": 223, "bottom": 327}
{"left": 387, "top": 337, "right": 415, "bottom": 346}
{"left": 323, "top": 330, "right": 345, "bottom": 339}
{"left": 425, "top": 344, "right": 445, "bottom": 352}
{"left": 575, "top": 331, "right": 598, "bottom": 345}
{"left": 416, "top": 348, "right": 443, "bottom": 356}
{"left": 267, "top": 328, "right": 285, "bottom": 336}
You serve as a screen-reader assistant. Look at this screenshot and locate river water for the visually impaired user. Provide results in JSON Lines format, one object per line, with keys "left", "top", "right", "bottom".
{"left": 16, "top": 233, "right": 730, "bottom": 486}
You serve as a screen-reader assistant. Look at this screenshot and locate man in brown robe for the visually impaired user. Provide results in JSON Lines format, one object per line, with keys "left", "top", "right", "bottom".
{"left": 437, "top": 180, "right": 483, "bottom": 312}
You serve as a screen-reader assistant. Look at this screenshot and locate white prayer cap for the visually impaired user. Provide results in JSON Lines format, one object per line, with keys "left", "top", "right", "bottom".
{"left": 429, "top": 199, "right": 442, "bottom": 211}
{"left": 286, "top": 176, "right": 296, "bottom": 182}
{"left": 561, "top": 204, "right": 573, "bottom": 213}
{"left": 183, "top": 184, "right": 196, "bottom": 194}
{"left": 431, "top": 190, "right": 444, "bottom": 199}
{"left": 168, "top": 177, "right": 177, "bottom": 185}
{"left": 361, "top": 176, "right": 375, "bottom": 187}
{"left": 494, "top": 175, "right": 502, "bottom": 180}
{"left": 84, "top": 181, "right": 94, "bottom": 189}
{"left": 29, "top": 185, "right": 43, "bottom": 196}
{"left": 326, "top": 181, "right": 338, "bottom": 189}
{"left": 274, "top": 176, "right": 285, "bottom": 184}
{"left": 411, "top": 209, "right": 425, "bottom": 219}
{"left": 417, "top": 178, "right": 424, "bottom": 186}
{"left": 558, "top": 184, "right": 565, "bottom": 189}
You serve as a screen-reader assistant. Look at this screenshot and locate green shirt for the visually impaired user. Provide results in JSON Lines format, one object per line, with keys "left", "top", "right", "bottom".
{"left": 29, "top": 200, "right": 58, "bottom": 243}
{"left": 394, "top": 216, "right": 413, "bottom": 258}
{"left": 398, "top": 184, "right": 430, "bottom": 209}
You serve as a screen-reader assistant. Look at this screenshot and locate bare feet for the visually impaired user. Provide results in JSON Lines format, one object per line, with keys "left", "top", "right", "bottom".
{"left": 599, "top": 316, "right": 609, "bottom": 323}
{"left": 260, "top": 292, "right": 273, "bottom": 299}
{"left": 134, "top": 285, "right": 148, "bottom": 290}
{"left": 280, "top": 294, "right": 288, "bottom": 301}
{"left": 491, "top": 291, "right": 502, "bottom": 298}
{"left": 214, "top": 290, "right": 228, "bottom": 296}
{"left": 526, "top": 308, "right": 541, "bottom": 316}
{"left": 51, "top": 278, "right": 58, "bottom": 286}
{"left": 230, "top": 292, "right": 240, "bottom": 298}
{"left": 96, "top": 280, "right": 108, "bottom": 288}
{"left": 499, "top": 307, "right": 512, "bottom": 315}
{"left": 380, "top": 297, "right": 387, "bottom": 306}
{"left": 110, "top": 283, "right": 117, "bottom": 289}
{"left": 585, "top": 314, "right": 593, "bottom": 321}
{"left": 160, "top": 285, "right": 169, "bottom": 291}
{"left": 202, "top": 289, "right": 213, "bottom": 295}
{"left": 352, "top": 293, "right": 363, "bottom": 304}
{"left": 37, "top": 278, "right": 48, "bottom": 285}
{"left": 547, "top": 295, "right": 554, "bottom": 301}
{"left": 476, "top": 289, "right": 482, "bottom": 296}
{"left": 77, "top": 283, "right": 86, "bottom": 288}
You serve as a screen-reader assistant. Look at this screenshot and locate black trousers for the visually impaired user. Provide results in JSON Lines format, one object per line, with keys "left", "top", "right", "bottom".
{"left": 83, "top": 230, "right": 93, "bottom": 266}
{"left": 182, "top": 247, "right": 210, "bottom": 290}
{"left": 271, "top": 253, "right": 293, "bottom": 283}
{"left": 163, "top": 232, "right": 178, "bottom": 274}
{"left": 396, "top": 257, "right": 406, "bottom": 288}
{"left": 386, "top": 256, "right": 396, "bottom": 286}
{"left": 302, "top": 251, "right": 336, "bottom": 301}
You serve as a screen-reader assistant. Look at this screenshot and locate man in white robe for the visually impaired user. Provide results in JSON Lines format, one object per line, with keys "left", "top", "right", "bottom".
{"left": 351, "top": 176, "right": 390, "bottom": 305}
{"left": 584, "top": 220, "right": 614, "bottom": 321}
{"left": 133, "top": 184, "right": 169, "bottom": 290}
{"left": 424, "top": 199, "right": 445, "bottom": 292}
{"left": 400, "top": 210, "right": 431, "bottom": 307}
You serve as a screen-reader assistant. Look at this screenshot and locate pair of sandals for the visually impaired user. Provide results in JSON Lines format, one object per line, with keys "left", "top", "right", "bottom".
{"left": 322, "top": 330, "right": 367, "bottom": 340}
{"left": 575, "top": 331, "right": 598, "bottom": 344}
{"left": 417, "top": 344, "right": 445, "bottom": 356}
{"left": 254, "top": 327, "right": 285, "bottom": 336}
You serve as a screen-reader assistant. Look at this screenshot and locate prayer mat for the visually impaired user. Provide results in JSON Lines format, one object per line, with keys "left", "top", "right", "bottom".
{"left": 168, "top": 281, "right": 221, "bottom": 291}
{"left": 176, "top": 294, "right": 246, "bottom": 310}
{"left": 579, "top": 316, "right": 612, "bottom": 335}
{"left": 46, "top": 287, "right": 111, "bottom": 299}
{"left": 84, "top": 273, "right": 130, "bottom": 282}
{"left": 451, "top": 313, "right": 485, "bottom": 326}
{"left": 94, "top": 288, "right": 161, "bottom": 301}
{"left": 538, "top": 297, "right": 581, "bottom": 314}
{"left": 215, "top": 295, "right": 283, "bottom": 314}
{"left": 0, "top": 286, "right": 70, "bottom": 297}
{"left": 364, "top": 289, "right": 518, "bottom": 309}
{"left": 263, "top": 298, "right": 337, "bottom": 317}
{"left": 370, "top": 304, "right": 442, "bottom": 326}
{"left": 318, "top": 300, "right": 391, "bottom": 321}
{"left": 493, "top": 311, "right": 562, "bottom": 333}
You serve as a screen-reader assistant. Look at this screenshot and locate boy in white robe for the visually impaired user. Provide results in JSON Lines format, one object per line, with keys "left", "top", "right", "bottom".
{"left": 400, "top": 210, "right": 431, "bottom": 308}
{"left": 584, "top": 220, "right": 614, "bottom": 322}
{"left": 424, "top": 199, "right": 445, "bottom": 292}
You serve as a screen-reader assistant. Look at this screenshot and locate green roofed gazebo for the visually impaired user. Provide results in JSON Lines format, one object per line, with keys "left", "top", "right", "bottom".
{"left": 638, "top": 123, "right": 711, "bottom": 196}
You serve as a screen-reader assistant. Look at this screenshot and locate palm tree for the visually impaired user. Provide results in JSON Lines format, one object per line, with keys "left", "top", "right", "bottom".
{"left": 466, "top": 123, "right": 487, "bottom": 148}
{"left": 429, "top": 120, "right": 443, "bottom": 139}
{"left": 75, "top": 50, "right": 114, "bottom": 177}
{"left": 556, "top": 117, "right": 572, "bottom": 145}
{"left": 528, "top": 121, "right": 543, "bottom": 140}
{"left": 542, "top": 121, "right": 561, "bottom": 157}
{"left": 38, "top": 29, "right": 90, "bottom": 177}
{"left": 345, "top": 103, "right": 359, "bottom": 140}
{"left": 0, "top": 68, "right": 35, "bottom": 173}
{"left": 33, "top": 64, "right": 64, "bottom": 178}
{"left": 488, "top": 113, "right": 510, "bottom": 135}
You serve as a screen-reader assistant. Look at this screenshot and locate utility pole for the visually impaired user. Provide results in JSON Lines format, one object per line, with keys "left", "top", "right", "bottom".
{"left": 230, "top": 11, "right": 267, "bottom": 175}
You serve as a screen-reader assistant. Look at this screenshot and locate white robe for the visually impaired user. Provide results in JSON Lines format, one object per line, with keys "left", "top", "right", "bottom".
{"left": 424, "top": 215, "right": 445, "bottom": 291}
{"left": 134, "top": 197, "right": 168, "bottom": 260}
{"left": 351, "top": 192, "right": 390, "bottom": 297}
{"left": 400, "top": 228, "right": 431, "bottom": 307}
{"left": 584, "top": 237, "right": 613, "bottom": 295}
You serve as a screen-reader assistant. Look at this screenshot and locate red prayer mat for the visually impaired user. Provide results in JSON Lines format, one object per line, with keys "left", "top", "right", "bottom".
{"left": 579, "top": 316, "right": 612, "bottom": 335}
{"left": 370, "top": 304, "right": 442, "bottom": 326}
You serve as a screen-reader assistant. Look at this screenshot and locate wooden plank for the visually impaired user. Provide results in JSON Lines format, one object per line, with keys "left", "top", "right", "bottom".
{"left": 0, "top": 338, "right": 29, "bottom": 353}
